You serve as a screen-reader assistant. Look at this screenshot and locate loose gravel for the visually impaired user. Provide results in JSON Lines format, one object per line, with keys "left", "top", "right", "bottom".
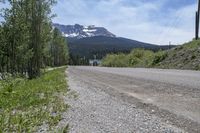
{"left": 57, "top": 69, "right": 184, "bottom": 133}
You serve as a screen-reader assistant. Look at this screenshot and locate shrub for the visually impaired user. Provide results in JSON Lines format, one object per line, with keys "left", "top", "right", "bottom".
{"left": 101, "top": 53, "right": 129, "bottom": 67}
{"left": 102, "top": 49, "right": 155, "bottom": 68}
{"left": 128, "top": 49, "right": 154, "bottom": 67}
{"left": 152, "top": 51, "right": 167, "bottom": 65}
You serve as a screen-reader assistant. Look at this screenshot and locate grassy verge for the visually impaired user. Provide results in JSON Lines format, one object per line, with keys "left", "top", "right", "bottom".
{"left": 0, "top": 67, "right": 69, "bottom": 132}
{"left": 157, "top": 40, "right": 200, "bottom": 70}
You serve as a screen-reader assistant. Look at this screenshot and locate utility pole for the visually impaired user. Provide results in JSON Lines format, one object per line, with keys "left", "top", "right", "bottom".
{"left": 195, "top": 0, "right": 200, "bottom": 40}
{"left": 169, "top": 41, "right": 171, "bottom": 50}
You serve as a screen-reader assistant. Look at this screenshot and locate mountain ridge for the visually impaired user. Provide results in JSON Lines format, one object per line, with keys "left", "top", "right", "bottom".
{"left": 53, "top": 23, "right": 116, "bottom": 39}
{"left": 68, "top": 36, "right": 173, "bottom": 59}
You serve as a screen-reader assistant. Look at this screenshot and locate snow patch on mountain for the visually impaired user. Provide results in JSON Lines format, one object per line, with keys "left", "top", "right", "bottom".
{"left": 83, "top": 28, "right": 97, "bottom": 32}
{"left": 65, "top": 33, "right": 79, "bottom": 38}
{"left": 53, "top": 23, "right": 116, "bottom": 39}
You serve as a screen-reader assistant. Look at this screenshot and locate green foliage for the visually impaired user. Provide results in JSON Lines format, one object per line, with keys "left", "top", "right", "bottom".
{"left": 60, "top": 124, "right": 70, "bottom": 133}
{"left": 102, "top": 53, "right": 129, "bottom": 67}
{"left": 128, "top": 49, "right": 154, "bottom": 67}
{"left": 0, "top": 0, "right": 69, "bottom": 79}
{"left": 102, "top": 49, "right": 156, "bottom": 68}
{"left": 152, "top": 51, "right": 167, "bottom": 65}
{"left": 182, "top": 39, "right": 200, "bottom": 49}
{"left": 47, "top": 28, "right": 69, "bottom": 67}
{"left": 102, "top": 40, "right": 200, "bottom": 71}
{"left": 157, "top": 40, "right": 200, "bottom": 70}
{"left": 0, "top": 67, "right": 69, "bottom": 132}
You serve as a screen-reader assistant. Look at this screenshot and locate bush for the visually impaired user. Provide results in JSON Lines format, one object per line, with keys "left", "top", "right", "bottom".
{"left": 130, "top": 49, "right": 154, "bottom": 67}
{"left": 102, "top": 49, "right": 165, "bottom": 68}
{"left": 152, "top": 51, "right": 167, "bottom": 65}
{"left": 101, "top": 53, "right": 129, "bottom": 67}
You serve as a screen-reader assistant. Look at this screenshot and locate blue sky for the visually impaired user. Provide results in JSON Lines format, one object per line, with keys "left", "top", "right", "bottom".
{"left": 0, "top": 0, "right": 197, "bottom": 45}
{"left": 52, "top": 0, "right": 197, "bottom": 45}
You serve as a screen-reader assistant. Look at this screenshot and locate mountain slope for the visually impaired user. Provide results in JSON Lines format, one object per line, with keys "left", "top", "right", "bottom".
{"left": 68, "top": 36, "right": 172, "bottom": 59}
{"left": 53, "top": 23, "right": 116, "bottom": 39}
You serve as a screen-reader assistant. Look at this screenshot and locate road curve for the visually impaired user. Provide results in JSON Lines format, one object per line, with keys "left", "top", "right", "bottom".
{"left": 66, "top": 66, "right": 200, "bottom": 132}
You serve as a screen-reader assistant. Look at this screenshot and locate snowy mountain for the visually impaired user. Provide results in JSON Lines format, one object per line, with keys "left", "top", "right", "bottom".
{"left": 53, "top": 23, "right": 116, "bottom": 39}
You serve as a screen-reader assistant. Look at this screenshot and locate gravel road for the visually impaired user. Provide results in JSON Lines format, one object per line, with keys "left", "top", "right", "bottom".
{"left": 62, "top": 66, "right": 200, "bottom": 133}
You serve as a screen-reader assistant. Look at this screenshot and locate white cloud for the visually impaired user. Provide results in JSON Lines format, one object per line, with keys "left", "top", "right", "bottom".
{"left": 52, "top": 0, "right": 196, "bottom": 45}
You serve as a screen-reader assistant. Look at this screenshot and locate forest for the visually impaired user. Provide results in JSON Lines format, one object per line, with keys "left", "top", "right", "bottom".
{"left": 0, "top": 0, "right": 69, "bottom": 79}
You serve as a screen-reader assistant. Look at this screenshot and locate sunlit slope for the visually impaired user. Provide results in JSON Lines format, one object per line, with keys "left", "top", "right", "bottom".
{"left": 158, "top": 40, "right": 200, "bottom": 70}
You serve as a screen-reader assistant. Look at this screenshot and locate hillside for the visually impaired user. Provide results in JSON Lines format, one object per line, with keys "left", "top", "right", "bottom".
{"left": 157, "top": 40, "right": 200, "bottom": 70}
{"left": 68, "top": 36, "right": 173, "bottom": 59}
{"left": 102, "top": 40, "right": 200, "bottom": 70}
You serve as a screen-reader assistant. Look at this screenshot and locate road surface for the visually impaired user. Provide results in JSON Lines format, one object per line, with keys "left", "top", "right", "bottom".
{"left": 64, "top": 66, "right": 200, "bottom": 133}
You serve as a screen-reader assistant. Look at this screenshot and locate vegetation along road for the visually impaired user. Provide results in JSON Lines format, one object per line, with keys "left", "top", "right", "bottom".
{"left": 65, "top": 66, "right": 200, "bottom": 133}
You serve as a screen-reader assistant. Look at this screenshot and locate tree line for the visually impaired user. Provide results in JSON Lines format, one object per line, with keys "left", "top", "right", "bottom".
{"left": 0, "top": 0, "right": 68, "bottom": 79}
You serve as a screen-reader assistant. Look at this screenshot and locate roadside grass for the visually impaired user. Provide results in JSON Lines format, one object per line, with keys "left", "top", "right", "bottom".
{"left": 182, "top": 39, "right": 200, "bottom": 49}
{"left": 157, "top": 40, "right": 200, "bottom": 70}
{"left": 0, "top": 67, "right": 69, "bottom": 132}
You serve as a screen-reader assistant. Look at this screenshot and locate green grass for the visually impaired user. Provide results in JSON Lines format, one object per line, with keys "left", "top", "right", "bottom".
{"left": 0, "top": 67, "right": 69, "bottom": 132}
{"left": 182, "top": 39, "right": 200, "bottom": 49}
{"left": 157, "top": 40, "right": 200, "bottom": 70}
